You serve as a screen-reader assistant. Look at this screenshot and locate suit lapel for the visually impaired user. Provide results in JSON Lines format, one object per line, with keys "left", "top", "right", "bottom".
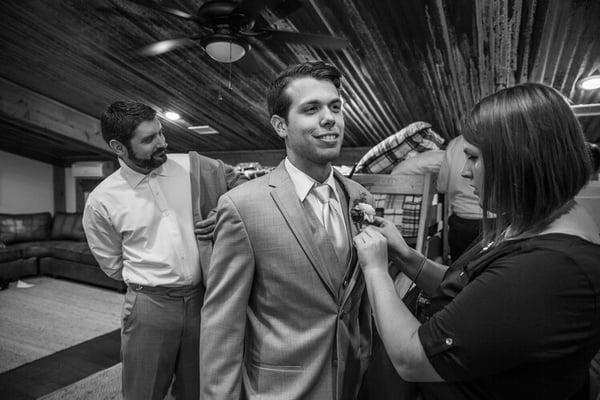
{"left": 334, "top": 170, "right": 367, "bottom": 305}
{"left": 334, "top": 169, "right": 363, "bottom": 240}
{"left": 269, "top": 163, "right": 337, "bottom": 299}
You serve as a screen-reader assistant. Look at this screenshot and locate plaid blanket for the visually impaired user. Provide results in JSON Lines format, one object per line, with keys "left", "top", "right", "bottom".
{"left": 373, "top": 193, "right": 422, "bottom": 237}
{"left": 356, "top": 122, "right": 445, "bottom": 237}
{"left": 354, "top": 121, "right": 445, "bottom": 174}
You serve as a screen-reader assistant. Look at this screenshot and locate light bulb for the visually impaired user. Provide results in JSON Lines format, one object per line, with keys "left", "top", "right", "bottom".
{"left": 578, "top": 75, "right": 600, "bottom": 90}
{"left": 165, "top": 111, "right": 180, "bottom": 121}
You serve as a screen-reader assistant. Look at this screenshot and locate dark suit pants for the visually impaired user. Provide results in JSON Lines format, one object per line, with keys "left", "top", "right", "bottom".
{"left": 121, "top": 284, "right": 202, "bottom": 400}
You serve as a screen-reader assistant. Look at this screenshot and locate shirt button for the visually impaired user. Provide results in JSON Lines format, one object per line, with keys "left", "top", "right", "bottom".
{"left": 445, "top": 338, "right": 453, "bottom": 346}
{"left": 343, "top": 280, "right": 349, "bottom": 287}
{"left": 163, "top": 211, "right": 169, "bottom": 217}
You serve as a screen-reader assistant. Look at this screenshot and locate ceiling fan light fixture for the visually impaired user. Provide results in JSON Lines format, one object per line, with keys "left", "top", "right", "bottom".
{"left": 578, "top": 75, "right": 600, "bottom": 90}
{"left": 204, "top": 34, "right": 249, "bottom": 63}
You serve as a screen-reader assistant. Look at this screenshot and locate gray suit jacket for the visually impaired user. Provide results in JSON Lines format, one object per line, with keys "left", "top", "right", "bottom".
{"left": 188, "top": 151, "right": 248, "bottom": 285}
{"left": 200, "top": 161, "right": 373, "bottom": 400}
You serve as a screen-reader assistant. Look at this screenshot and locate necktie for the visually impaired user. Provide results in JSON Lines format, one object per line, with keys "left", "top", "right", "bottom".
{"left": 312, "top": 184, "right": 349, "bottom": 264}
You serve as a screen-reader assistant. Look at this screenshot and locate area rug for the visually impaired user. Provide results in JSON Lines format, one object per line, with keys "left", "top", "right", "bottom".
{"left": 38, "top": 363, "right": 123, "bottom": 400}
{"left": 39, "top": 363, "right": 175, "bottom": 400}
{"left": 0, "top": 276, "right": 123, "bottom": 373}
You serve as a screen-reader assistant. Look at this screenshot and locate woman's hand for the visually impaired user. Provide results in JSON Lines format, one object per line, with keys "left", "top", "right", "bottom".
{"left": 353, "top": 226, "right": 389, "bottom": 273}
{"left": 369, "top": 216, "right": 411, "bottom": 260}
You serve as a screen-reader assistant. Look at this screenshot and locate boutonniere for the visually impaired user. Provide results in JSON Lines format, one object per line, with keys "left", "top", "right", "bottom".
{"left": 351, "top": 193, "right": 376, "bottom": 228}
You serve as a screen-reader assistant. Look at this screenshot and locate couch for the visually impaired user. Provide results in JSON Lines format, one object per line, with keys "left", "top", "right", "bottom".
{"left": 0, "top": 212, "right": 125, "bottom": 292}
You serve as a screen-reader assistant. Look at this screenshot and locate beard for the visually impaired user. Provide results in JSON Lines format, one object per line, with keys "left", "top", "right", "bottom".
{"left": 125, "top": 145, "right": 168, "bottom": 170}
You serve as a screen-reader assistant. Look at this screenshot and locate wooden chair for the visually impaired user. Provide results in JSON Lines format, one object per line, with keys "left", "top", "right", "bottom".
{"left": 351, "top": 173, "right": 446, "bottom": 260}
{"left": 352, "top": 173, "right": 447, "bottom": 394}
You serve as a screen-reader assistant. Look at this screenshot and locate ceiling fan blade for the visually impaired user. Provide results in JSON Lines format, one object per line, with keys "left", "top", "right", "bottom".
{"left": 258, "top": 29, "right": 349, "bottom": 49}
{"left": 233, "top": 0, "right": 286, "bottom": 20}
{"left": 124, "top": 0, "right": 197, "bottom": 21}
{"left": 270, "top": 0, "right": 303, "bottom": 18}
{"left": 137, "top": 37, "right": 198, "bottom": 56}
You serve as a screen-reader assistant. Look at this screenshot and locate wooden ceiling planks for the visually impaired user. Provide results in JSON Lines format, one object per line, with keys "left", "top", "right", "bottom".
{"left": 0, "top": 0, "right": 599, "bottom": 166}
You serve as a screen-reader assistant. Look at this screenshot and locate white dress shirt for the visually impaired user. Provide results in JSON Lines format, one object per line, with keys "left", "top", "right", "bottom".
{"left": 83, "top": 155, "right": 200, "bottom": 287}
{"left": 436, "top": 135, "right": 484, "bottom": 219}
{"left": 284, "top": 158, "right": 348, "bottom": 233}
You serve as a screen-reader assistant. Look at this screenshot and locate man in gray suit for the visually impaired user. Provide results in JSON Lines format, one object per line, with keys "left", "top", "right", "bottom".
{"left": 200, "top": 61, "right": 373, "bottom": 400}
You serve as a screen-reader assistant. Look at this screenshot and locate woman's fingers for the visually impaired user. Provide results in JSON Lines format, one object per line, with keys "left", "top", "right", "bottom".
{"left": 354, "top": 227, "right": 390, "bottom": 272}
{"left": 354, "top": 227, "right": 388, "bottom": 253}
{"left": 371, "top": 215, "right": 387, "bottom": 227}
{"left": 363, "top": 226, "right": 386, "bottom": 242}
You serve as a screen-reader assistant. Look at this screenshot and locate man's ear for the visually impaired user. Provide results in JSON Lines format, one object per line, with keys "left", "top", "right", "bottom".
{"left": 109, "top": 139, "right": 127, "bottom": 157}
{"left": 270, "top": 115, "right": 287, "bottom": 139}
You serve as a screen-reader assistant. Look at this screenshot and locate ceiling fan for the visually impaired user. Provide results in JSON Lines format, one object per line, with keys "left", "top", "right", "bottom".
{"left": 117, "top": 0, "right": 349, "bottom": 63}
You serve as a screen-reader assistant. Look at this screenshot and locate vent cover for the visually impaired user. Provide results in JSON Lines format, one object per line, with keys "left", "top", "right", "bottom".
{"left": 188, "top": 125, "right": 219, "bottom": 135}
{"left": 572, "top": 104, "right": 600, "bottom": 117}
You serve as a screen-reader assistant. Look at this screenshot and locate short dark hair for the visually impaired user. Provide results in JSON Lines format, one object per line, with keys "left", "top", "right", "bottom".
{"left": 266, "top": 61, "right": 342, "bottom": 120}
{"left": 462, "top": 83, "right": 591, "bottom": 242}
{"left": 100, "top": 101, "right": 157, "bottom": 146}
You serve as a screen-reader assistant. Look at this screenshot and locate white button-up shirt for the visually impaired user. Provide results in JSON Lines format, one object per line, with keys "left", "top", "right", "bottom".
{"left": 82, "top": 155, "right": 200, "bottom": 287}
{"left": 284, "top": 158, "right": 347, "bottom": 232}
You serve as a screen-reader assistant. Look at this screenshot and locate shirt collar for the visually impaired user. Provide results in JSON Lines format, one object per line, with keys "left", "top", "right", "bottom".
{"left": 118, "top": 157, "right": 168, "bottom": 188}
{"left": 284, "top": 158, "right": 338, "bottom": 202}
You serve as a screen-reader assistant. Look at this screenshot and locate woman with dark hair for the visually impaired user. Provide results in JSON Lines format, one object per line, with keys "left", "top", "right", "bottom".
{"left": 354, "top": 83, "right": 600, "bottom": 399}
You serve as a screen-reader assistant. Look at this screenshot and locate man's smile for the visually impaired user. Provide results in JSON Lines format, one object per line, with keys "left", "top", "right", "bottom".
{"left": 313, "top": 132, "right": 340, "bottom": 142}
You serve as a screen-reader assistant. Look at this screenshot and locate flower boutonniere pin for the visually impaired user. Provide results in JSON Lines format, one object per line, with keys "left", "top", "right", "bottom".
{"left": 351, "top": 193, "right": 376, "bottom": 228}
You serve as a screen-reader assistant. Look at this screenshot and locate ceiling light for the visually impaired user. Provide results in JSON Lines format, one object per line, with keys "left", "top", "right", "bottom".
{"left": 165, "top": 111, "right": 180, "bottom": 120}
{"left": 578, "top": 75, "right": 600, "bottom": 90}
{"left": 204, "top": 34, "right": 249, "bottom": 63}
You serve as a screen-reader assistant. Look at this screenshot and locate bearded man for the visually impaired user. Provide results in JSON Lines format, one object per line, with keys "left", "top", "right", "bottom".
{"left": 83, "top": 101, "right": 246, "bottom": 400}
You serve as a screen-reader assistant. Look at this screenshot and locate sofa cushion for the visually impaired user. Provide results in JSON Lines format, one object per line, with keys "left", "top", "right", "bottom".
{"left": 0, "top": 247, "right": 22, "bottom": 262}
{"left": 49, "top": 241, "right": 90, "bottom": 263}
{"left": 51, "top": 212, "right": 85, "bottom": 241}
{"left": 11, "top": 241, "right": 55, "bottom": 258}
{"left": 80, "top": 249, "right": 98, "bottom": 265}
{"left": 0, "top": 257, "right": 37, "bottom": 280}
{"left": 15, "top": 240, "right": 88, "bottom": 263}
{"left": 39, "top": 257, "right": 126, "bottom": 292}
{"left": 0, "top": 212, "right": 52, "bottom": 245}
